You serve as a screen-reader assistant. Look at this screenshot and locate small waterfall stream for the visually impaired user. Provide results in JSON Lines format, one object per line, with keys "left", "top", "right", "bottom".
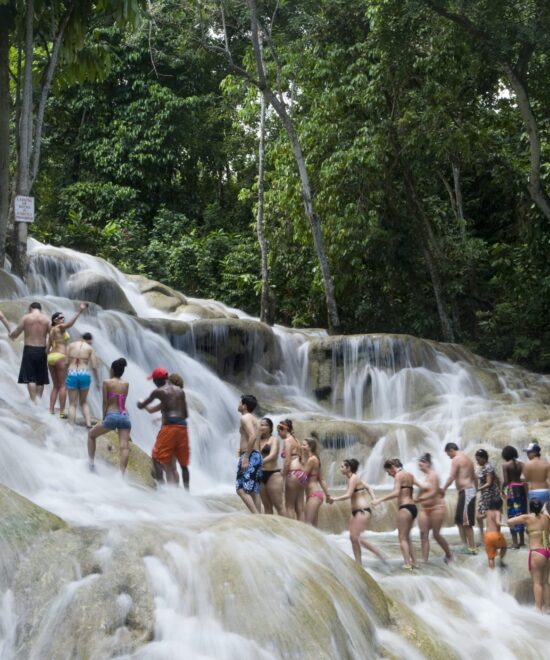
{"left": 0, "top": 240, "right": 549, "bottom": 658}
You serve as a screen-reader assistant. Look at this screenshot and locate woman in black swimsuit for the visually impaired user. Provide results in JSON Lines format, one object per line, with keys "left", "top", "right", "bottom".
{"left": 327, "top": 458, "right": 384, "bottom": 564}
{"left": 259, "top": 418, "right": 284, "bottom": 515}
{"left": 373, "top": 457, "right": 417, "bottom": 569}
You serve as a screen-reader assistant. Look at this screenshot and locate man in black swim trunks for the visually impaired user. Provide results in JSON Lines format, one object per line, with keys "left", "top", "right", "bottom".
{"left": 10, "top": 302, "right": 51, "bottom": 402}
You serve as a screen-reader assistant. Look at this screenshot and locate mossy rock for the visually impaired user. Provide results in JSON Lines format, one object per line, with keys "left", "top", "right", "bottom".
{"left": 384, "top": 596, "right": 458, "bottom": 660}
{"left": 95, "top": 432, "right": 156, "bottom": 489}
{"left": 0, "top": 483, "right": 66, "bottom": 588}
{"left": 0, "top": 269, "right": 21, "bottom": 299}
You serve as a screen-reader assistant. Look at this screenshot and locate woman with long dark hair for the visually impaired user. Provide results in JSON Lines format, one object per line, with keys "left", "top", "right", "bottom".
{"left": 259, "top": 417, "right": 284, "bottom": 515}
{"left": 47, "top": 303, "right": 87, "bottom": 417}
{"left": 88, "top": 358, "right": 131, "bottom": 473}
{"left": 373, "top": 458, "right": 417, "bottom": 569}
{"left": 327, "top": 458, "right": 384, "bottom": 564}
{"left": 501, "top": 445, "right": 527, "bottom": 548}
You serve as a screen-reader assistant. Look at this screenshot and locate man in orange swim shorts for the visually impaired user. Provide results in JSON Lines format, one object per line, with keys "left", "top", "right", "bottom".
{"left": 137, "top": 367, "right": 190, "bottom": 488}
{"left": 482, "top": 498, "right": 507, "bottom": 569}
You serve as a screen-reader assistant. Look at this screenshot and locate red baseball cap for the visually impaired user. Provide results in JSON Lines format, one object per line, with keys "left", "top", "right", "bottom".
{"left": 147, "top": 367, "right": 168, "bottom": 380}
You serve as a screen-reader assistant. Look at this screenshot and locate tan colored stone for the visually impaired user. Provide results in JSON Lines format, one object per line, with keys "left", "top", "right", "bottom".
{"left": 95, "top": 431, "right": 156, "bottom": 489}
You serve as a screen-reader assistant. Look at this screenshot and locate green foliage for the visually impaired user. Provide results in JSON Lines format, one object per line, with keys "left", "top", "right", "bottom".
{"left": 24, "top": 0, "right": 550, "bottom": 369}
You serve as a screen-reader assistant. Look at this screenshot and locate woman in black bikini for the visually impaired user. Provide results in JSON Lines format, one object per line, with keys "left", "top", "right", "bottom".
{"left": 259, "top": 418, "right": 284, "bottom": 515}
{"left": 373, "top": 457, "right": 417, "bottom": 569}
{"left": 327, "top": 458, "right": 384, "bottom": 564}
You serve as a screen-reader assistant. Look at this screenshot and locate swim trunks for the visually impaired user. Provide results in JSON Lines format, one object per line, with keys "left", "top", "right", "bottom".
{"left": 152, "top": 424, "right": 189, "bottom": 466}
{"left": 484, "top": 531, "right": 507, "bottom": 560}
{"left": 528, "top": 489, "right": 550, "bottom": 506}
{"left": 65, "top": 370, "right": 91, "bottom": 390}
{"left": 236, "top": 450, "right": 263, "bottom": 494}
{"left": 455, "top": 487, "right": 476, "bottom": 526}
{"left": 103, "top": 411, "right": 131, "bottom": 430}
{"left": 18, "top": 345, "right": 49, "bottom": 385}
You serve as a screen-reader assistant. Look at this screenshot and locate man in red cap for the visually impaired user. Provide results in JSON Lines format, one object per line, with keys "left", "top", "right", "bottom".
{"left": 137, "top": 367, "right": 189, "bottom": 486}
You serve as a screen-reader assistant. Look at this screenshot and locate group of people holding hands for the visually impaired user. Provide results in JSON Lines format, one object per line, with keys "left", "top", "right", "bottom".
{"left": 3, "top": 303, "right": 549, "bottom": 612}
{"left": 236, "top": 397, "right": 550, "bottom": 612}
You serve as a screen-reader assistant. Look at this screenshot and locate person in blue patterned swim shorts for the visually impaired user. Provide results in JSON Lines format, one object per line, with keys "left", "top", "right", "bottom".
{"left": 236, "top": 394, "right": 263, "bottom": 513}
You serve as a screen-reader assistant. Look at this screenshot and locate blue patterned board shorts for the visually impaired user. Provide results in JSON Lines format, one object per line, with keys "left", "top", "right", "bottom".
{"left": 236, "top": 450, "right": 263, "bottom": 494}
{"left": 65, "top": 370, "right": 91, "bottom": 390}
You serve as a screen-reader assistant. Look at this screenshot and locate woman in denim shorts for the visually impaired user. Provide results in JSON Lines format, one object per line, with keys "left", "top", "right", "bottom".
{"left": 87, "top": 357, "right": 131, "bottom": 473}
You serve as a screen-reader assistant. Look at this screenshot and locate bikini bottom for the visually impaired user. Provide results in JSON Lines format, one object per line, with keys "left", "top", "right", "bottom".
{"left": 399, "top": 503, "right": 418, "bottom": 520}
{"left": 352, "top": 507, "right": 372, "bottom": 517}
{"left": 307, "top": 491, "right": 324, "bottom": 504}
{"left": 261, "top": 469, "right": 280, "bottom": 485}
{"left": 528, "top": 547, "right": 550, "bottom": 571}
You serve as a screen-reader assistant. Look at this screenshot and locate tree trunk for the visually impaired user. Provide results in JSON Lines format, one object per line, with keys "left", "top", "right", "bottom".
{"left": 31, "top": 2, "right": 75, "bottom": 187}
{"left": 452, "top": 161, "right": 465, "bottom": 235}
{"left": 13, "top": 0, "right": 34, "bottom": 277}
{"left": 403, "top": 172, "right": 455, "bottom": 342}
{"left": 246, "top": 0, "right": 340, "bottom": 332}
{"left": 256, "top": 92, "right": 272, "bottom": 324}
{"left": 0, "top": 11, "right": 11, "bottom": 268}
{"left": 504, "top": 64, "right": 550, "bottom": 222}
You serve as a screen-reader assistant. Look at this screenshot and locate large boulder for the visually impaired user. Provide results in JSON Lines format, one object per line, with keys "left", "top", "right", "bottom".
{"left": 66, "top": 270, "right": 137, "bottom": 315}
{"left": 0, "top": 484, "right": 66, "bottom": 589}
{"left": 126, "top": 274, "right": 187, "bottom": 313}
{"left": 95, "top": 431, "right": 156, "bottom": 489}
{"left": 138, "top": 316, "right": 281, "bottom": 381}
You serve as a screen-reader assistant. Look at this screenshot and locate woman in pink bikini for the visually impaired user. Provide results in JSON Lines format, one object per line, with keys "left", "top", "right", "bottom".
{"left": 302, "top": 438, "right": 330, "bottom": 527}
{"left": 87, "top": 358, "right": 131, "bottom": 474}
{"left": 278, "top": 419, "right": 306, "bottom": 520}
{"left": 327, "top": 458, "right": 384, "bottom": 564}
{"left": 508, "top": 498, "right": 550, "bottom": 612}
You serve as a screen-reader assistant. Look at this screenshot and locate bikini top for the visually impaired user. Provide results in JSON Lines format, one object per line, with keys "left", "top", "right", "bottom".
{"left": 354, "top": 486, "right": 366, "bottom": 493}
{"left": 400, "top": 484, "right": 413, "bottom": 491}
{"left": 527, "top": 528, "right": 549, "bottom": 547}
{"left": 108, "top": 392, "right": 127, "bottom": 413}
{"left": 63, "top": 331, "right": 70, "bottom": 343}
{"left": 261, "top": 442, "right": 271, "bottom": 457}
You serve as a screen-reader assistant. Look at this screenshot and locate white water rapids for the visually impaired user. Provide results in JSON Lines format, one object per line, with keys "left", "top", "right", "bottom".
{"left": 0, "top": 240, "right": 548, "bottom": 658}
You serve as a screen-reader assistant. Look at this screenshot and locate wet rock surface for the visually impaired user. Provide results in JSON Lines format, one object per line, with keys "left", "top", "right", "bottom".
{"left": 67, "top": 270, "right": 137, "bottom": 315}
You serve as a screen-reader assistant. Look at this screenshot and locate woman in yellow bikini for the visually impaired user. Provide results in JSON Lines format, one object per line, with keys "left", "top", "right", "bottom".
{"left": 47, "top": 303, "right": 87, "bottom": 417}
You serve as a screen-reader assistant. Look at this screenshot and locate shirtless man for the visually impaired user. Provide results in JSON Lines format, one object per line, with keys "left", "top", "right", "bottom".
{"left": 236, "top": 394, "right": 262, "bottom": 514}
{"left": 522, "top": 442, "right": 550, "bottom": 508}
{"left": 137, "top": 367, "right": 189, "bottom": 486}
{"left": 441, "top": 442, "right": 478, "bottom": 553}
{"left": 9, "top": 302, "right": 51, "bottom": 401}
{"left": 66, "top": 332, "right": 99, "bottom": 427}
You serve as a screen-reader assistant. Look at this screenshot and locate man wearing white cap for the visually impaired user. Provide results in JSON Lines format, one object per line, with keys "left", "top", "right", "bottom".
{"left": 522, "top": 442, "right": 550, "bottom": 506}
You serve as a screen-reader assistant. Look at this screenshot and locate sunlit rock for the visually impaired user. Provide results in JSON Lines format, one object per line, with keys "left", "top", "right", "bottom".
{"left": 67, "top": 270, "right": 137, "bottom": 315}
{"left": 95, "top": 431, "right": 156, "bottom": 489}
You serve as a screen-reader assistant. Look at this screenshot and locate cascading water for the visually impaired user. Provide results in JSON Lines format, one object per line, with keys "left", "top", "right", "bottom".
{"left": 0, "top": 240, "right": 549, "bottom": 659}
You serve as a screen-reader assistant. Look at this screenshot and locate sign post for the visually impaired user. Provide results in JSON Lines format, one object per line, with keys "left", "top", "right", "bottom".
{"left": 14, "top": 195, "right": 35, "bottom": 223}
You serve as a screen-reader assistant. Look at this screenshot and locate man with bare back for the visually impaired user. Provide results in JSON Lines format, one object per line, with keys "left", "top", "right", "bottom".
{"left": 236, "top": 394, "right": 263, "bottom": 513}
{"left": 442, "top": 442, "right": 478, "bottom": 553}
{"left": 138, "top": 367, "right": 189, "bottom": 486}
{"left": 10, "top": 302, "right": 51, "bottom": 401}
{"left": 522, "top": 442, "right": 550, "bottom": 508}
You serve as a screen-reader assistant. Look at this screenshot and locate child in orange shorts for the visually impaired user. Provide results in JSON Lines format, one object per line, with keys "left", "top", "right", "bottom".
{"left": 482, "top": 498, "right": 507, "bottom": 569}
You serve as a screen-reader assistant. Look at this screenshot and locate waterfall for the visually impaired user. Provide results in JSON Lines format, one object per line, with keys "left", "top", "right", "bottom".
{"left": 0, "top": 239, "right": 548, "bottom": 658}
